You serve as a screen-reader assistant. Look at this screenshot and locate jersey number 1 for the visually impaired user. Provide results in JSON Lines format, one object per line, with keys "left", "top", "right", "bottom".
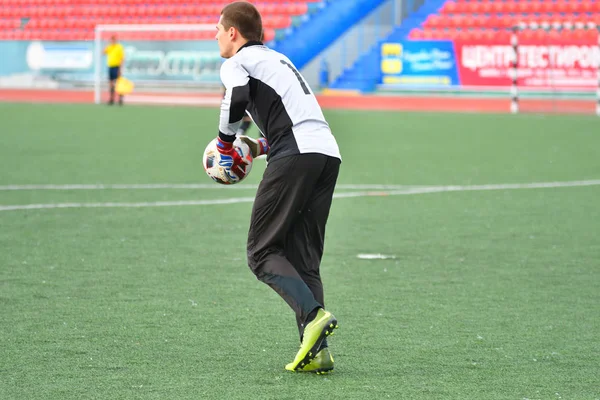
{"left": 280, "top": 60, "right": 310, "bottom": 95}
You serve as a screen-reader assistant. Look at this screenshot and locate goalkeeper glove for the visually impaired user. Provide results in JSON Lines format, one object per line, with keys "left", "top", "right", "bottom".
{"left": 238, "top": 135, "right": 269, "bottom": 158}
{"left": 216, "top": 137, "right": 250, "bottom": 180}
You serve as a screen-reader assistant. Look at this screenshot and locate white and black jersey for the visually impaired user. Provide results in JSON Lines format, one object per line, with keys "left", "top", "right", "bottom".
{"left": 219, "top": 41, "right": 341, "bottom": 162}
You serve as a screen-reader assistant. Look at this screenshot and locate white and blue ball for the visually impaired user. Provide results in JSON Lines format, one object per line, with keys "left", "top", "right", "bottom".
{"left": 203, "top": 138, "right": 254, "bottom": 185}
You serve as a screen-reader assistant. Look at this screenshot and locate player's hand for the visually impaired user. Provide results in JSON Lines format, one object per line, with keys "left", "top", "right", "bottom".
{"left": 216, "top": 137, "right": 250, "bottom": 179}
{"left": 238, "top": 135, "right": 269, "bottom": 158}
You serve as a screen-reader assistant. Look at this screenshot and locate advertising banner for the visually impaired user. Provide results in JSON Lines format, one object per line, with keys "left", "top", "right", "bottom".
{"left": 0, "top": 40, "right": 222, "bottom": 85}
{"left": 456, "top": 40, "right": 600, "bottom": 88}
{"left": 381, "top": 41, "right": 460, "bottom": 87}
{"left": 381, "top": 39, "right": 600, "bottom": 89}
{"left": 122, "top": 42, "right": 222, "bottom": 83}
{"left": 26, "top": 42, "right": 93, "bottom": 70}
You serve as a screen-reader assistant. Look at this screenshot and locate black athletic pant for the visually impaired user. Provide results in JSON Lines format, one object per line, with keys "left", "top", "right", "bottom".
{"left": 247, "top": 153, "right": 340, "bottom": 339}
{"left": 108, "top": 66, "right": 123, "bottom": 105}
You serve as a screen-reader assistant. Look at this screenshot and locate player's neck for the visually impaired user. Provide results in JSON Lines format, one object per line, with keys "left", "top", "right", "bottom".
{"left": 232, "top": 39, "right": 249, "bottom": 55}
{"left": 235, "top": 40, "right": 263, "bottom": 54}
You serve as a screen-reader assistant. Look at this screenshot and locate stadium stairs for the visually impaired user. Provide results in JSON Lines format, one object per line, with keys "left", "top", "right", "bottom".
{"left": 330, "top": 0, "right": 600, "bottom": 92}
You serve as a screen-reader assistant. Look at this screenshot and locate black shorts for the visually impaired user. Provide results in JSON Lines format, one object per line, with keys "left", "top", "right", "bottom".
{"left": 108, "top": 66, "right": 120, "bottom": 81}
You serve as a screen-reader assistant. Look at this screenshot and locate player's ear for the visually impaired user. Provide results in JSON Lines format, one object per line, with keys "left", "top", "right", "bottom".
{"left": 228, "top": 26, "right": 236, "bottom": 40}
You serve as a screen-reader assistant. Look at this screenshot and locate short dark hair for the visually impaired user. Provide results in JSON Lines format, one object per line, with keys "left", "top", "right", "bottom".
{"left": 221, "top": 2, "right": 263, "bottom": 42}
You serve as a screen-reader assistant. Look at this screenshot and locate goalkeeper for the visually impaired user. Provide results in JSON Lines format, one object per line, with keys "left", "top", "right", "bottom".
{"left": 213, "top": 2, "right": 342, "bottom": 374}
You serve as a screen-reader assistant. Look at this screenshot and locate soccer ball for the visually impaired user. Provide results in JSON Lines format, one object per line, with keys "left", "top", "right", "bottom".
{"left": 202, "top": 137, "right": 253, "bottom": 185}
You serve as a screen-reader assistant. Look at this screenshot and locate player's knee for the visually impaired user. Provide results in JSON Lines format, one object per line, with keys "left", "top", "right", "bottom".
{"left": 246, "top": 247, "right": 260, "bottom": 274}
{"left": 246, "top": 246, "right": 274, "bottom": 276}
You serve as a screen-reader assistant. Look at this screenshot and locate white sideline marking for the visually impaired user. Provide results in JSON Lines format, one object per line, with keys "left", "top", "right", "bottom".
{"left": 357, "top": 254, "right": 397, "bottom": 260}
{"left": 0, "top": 183, "right": 419, "bottom": 191}
{"left": 0, "top": 183, "right": 258, "bottom": 190}
{"left": 125, "top": 95, "right": 222, "bottom": 106}
{"left": 0, "top": 197, "right": 257, "bottom": 211}
{"left": 333, "top": 179, "right": 600, "bottom": 198}
{"left": 1, "top": 180, "right": 599, "bottom": 212}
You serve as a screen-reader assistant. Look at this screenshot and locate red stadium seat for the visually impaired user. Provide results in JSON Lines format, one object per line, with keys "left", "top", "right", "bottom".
{"left": 422, "top": 29, "right": 436, "bottom": 39}
{"left": 408, "top": 29, "right": 425, "bottom": 40}
{"left": 0, "top": 18, "right": 21, "bottom": 29}
{"left": 0, "top": 31, "right": 17, "bottom": 39}
{"left": 469, "top": 1, "right": 493, "bottom": 14}
{"left": 423, "top": 14, "right": 443, "bottom": 29}
{"left": 439, "top": 1, "right": 457, "bottom": 14}
{"left": 462, "top": 15, "right": 479, "bottom": 29}
{"left": 448, "top": 14, "right": 465, "bottom": 28}
{"left": 500, "top": 15, "right": 517, "bottom": 30}
{"left": 567, "top": 1, "right": 585, "bottom": 14}
{"left": 539, "top": 2, "right": 554, "bottom": 14}
{"left": 267, "top": 16, "right": 292, "bottom": 30}
{"left": 487, "top": 1, "right": 503, "bottom": 14}
{"left": 2, "top": 7, "right": 26, "bottom": 18}
{"left": 470, "top": 15, "right": 488, "bottom": 29}
{"left": 556, "top": 1, "right": 571, "bottom": 14}
{"left": 263, "top": 28, "right": 275, "bottom": 42}
{"left": 287, "top": 3, "right": 309, "bottom": 16}
{"left": 494, "top": 30, "right": 511, "bottom": 43}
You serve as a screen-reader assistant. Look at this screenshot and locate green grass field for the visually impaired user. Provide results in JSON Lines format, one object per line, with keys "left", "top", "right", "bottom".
{"left": 1, "top": 103, "right": 599, "bottom": 400}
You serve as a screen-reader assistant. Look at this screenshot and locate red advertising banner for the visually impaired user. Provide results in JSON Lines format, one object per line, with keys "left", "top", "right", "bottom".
{"left": 454, "top": 39, "right": 600, "bottom": 88}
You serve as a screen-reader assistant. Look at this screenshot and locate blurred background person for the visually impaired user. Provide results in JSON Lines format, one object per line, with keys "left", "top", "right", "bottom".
{"left": 103, "top": 35, "right": 125, "bottom": 106}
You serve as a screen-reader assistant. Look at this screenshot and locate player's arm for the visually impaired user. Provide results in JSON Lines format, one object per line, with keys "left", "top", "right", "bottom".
{"left": 216, "top": 59, "right": 252, "bottom": 177}
{"left": 219, "top": 59, "right": 250, "bottom": 143}
{"left": 218, "top": 66, "right": 269, "bottom": 159}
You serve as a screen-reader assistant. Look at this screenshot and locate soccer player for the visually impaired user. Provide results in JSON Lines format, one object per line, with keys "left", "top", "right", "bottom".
{"left": 103, "top": 35, "right": 125, "bottom": 106}
{"left": 214, "top": 2, "right": 342, "bottom": 373}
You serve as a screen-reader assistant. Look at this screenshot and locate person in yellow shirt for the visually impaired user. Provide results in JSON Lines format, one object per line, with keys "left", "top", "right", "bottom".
{"left": 103, "top": 35, "right": 125, "bottom": 105}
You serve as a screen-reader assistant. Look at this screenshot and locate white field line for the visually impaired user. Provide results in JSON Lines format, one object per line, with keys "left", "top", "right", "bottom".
{"left": 125, "top": 95, "right": 222, "bottom": 106}
{"left": 0, "top": 183, "right": 421, "bottom": 191}
{"left": 0, "top": 197, "right": 257, "bottom": 211}
{"left": 0, "top": 180, "right": 599, "bottom": 212}
{"left": 333, "top": 179, "right": 600, "bottom": 198}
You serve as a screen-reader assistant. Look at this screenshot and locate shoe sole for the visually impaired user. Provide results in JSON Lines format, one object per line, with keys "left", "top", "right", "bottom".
{"left": 307, "top": 365, "right": 334, "bottom": 375}
{"left": 294, "top": 318, "right": 338, "bottom": 371}
{"left": 299, "top": 367, "right": 333, "bottom": 375}
{"left": 315, "top": 368, "right": 333, "bottom": 375}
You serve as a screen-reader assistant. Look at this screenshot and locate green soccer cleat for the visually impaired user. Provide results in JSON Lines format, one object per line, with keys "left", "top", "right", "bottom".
{"left": 285, "top": 308, "right": 338, "bottom": 371}
{"left": 298, "top": 348, "right": 334, "bottom": 374}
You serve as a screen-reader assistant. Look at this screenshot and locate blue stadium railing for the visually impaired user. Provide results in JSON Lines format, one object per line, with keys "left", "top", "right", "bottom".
{"left": 329, "top": 0, "right": 443, "bottom": 92}
{"left": 271, "top": 0, "right": 389, "bottom": 71}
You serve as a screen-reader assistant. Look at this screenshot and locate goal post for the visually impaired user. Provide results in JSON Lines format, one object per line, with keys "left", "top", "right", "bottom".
{"left": 509, "top": 21, "right": 600, "bottom": 116}
{"left": 94, "top": 24, "right": 222, "bottom": 105}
